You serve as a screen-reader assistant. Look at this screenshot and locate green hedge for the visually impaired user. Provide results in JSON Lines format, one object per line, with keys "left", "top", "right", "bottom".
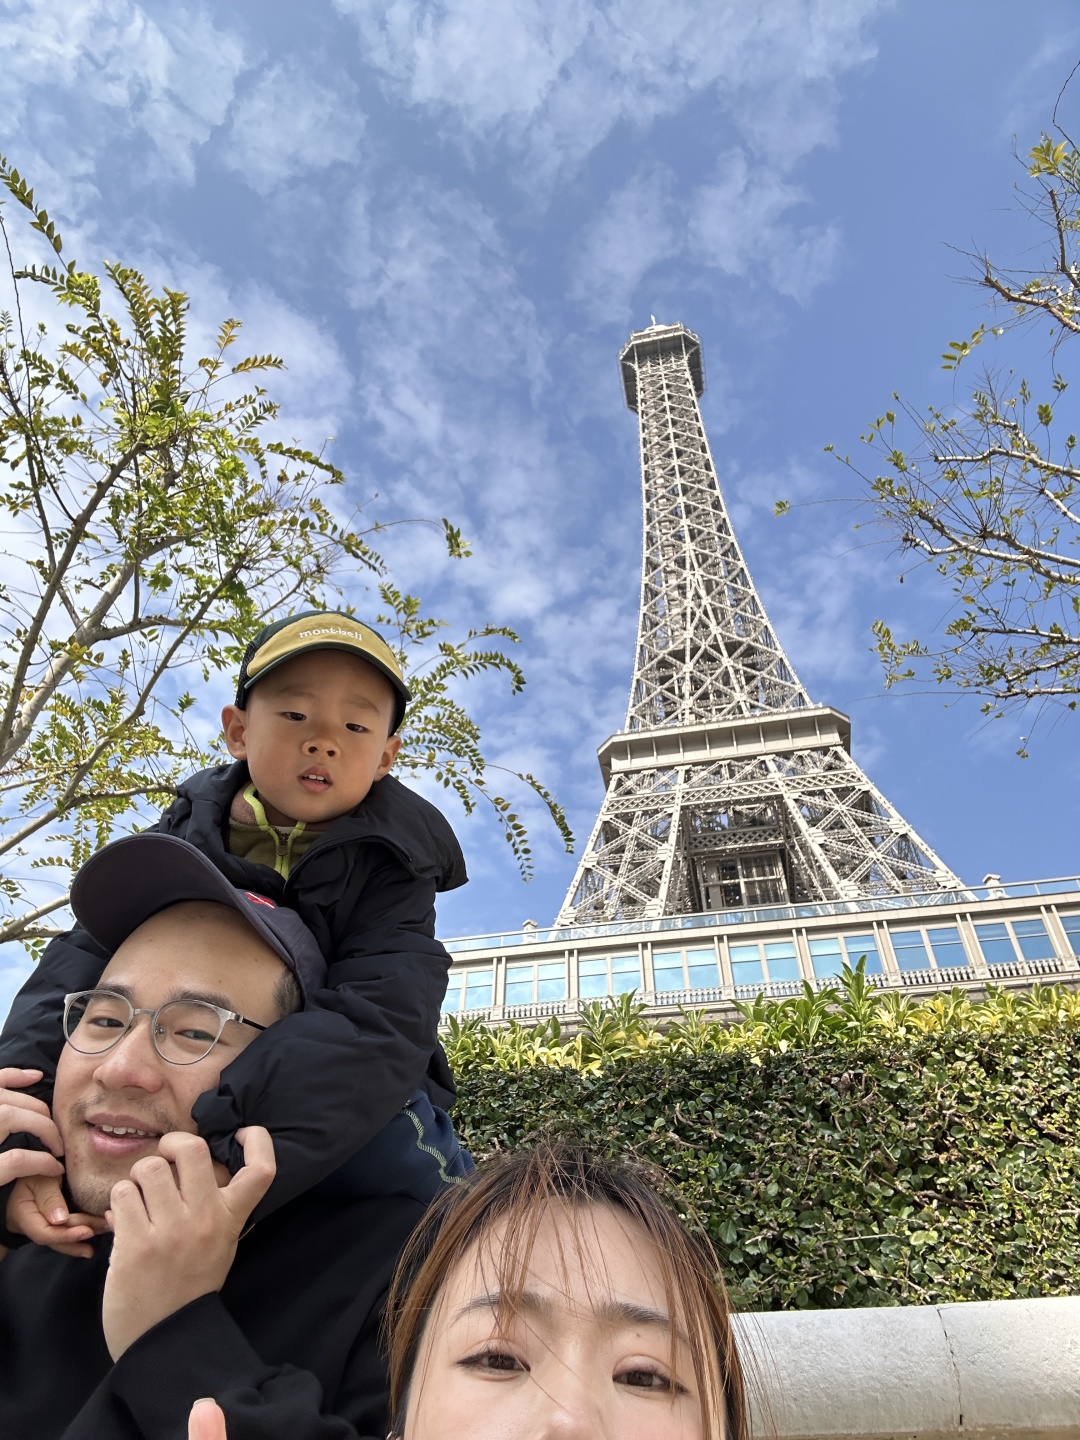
{"left": 454, "top": 1030, "right": 1080, "bottom": 1310}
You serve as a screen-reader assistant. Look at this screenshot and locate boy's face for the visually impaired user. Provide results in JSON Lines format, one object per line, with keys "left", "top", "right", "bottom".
{"left": 221, "top": 649, "right": 402, "bottom": 826}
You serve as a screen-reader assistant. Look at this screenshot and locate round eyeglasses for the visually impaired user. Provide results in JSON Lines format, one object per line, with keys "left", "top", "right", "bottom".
{"left": 62, "top": 989, "right": 267, "bottom": 1066}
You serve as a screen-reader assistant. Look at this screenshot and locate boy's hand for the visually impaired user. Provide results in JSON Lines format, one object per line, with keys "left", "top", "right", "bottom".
{"left": 0, "top": 1067, "right": 105, "bottom": 1258}
{"left": 7, "top": 1175, "right": 106, "bottom": 1259}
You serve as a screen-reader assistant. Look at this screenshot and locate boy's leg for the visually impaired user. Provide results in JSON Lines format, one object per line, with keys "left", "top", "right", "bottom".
{"left": 318, "top": 1092, "right": 473, "bottom": 1205}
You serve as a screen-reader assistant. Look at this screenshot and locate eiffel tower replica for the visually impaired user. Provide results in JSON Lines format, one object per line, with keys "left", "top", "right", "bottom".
{"left": 557, "top": 322, "right": 957, "bottom": 925}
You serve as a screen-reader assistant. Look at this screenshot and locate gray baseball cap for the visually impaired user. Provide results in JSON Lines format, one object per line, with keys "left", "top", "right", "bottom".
{"left": 70, "top": 833, "right": 327, "bottom": 999}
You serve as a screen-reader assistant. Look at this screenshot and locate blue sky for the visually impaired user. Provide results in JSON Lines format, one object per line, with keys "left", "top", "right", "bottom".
{"left": 2, "top": 0, "right": 1079, "bottom": 1018}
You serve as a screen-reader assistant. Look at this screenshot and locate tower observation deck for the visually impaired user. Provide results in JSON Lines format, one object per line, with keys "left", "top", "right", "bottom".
{"left": 557, "top": 322, "right": 958, "bottom": 924}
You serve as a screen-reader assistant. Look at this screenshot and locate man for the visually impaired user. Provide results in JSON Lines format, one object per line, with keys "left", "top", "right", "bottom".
{"left": 0, "top": 833, "right": 427, "bottom": 1439}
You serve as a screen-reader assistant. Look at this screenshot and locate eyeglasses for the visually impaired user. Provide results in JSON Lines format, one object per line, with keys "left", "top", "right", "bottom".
{"left": 62, "top": 989, "right": 267, "bottom": 1066}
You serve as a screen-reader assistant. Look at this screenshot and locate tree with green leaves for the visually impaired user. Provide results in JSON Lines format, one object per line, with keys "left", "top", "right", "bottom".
{"left": 0, "top": 158, "right": 571, "bottom": 951}
{"left": 829, "top": 134, "right": 1080, "bottom": 736}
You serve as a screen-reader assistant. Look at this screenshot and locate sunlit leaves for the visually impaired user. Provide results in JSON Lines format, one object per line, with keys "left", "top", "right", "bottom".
{"left": 453, "top": 975, "right": 1080, "bottom": 1308}
{"left": 833, "top": 132, "right": 1080, "bottom": 721}
{"left": 0, "top": 159, "right": 569, "bottom": 947}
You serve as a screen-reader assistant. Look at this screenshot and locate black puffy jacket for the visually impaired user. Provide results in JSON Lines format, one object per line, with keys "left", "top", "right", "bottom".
{"left": 0, "top": 762, "right": 467, "bottom": 1220}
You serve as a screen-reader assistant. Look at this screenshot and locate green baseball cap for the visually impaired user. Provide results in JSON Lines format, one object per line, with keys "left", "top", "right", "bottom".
{"left": 235, "top": 610, "right": 410, "bottom": 733}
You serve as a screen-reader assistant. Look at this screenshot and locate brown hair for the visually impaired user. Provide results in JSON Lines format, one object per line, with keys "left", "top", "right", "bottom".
{"left": 384, "top": 1143, "right": 747, "bottom": 1439}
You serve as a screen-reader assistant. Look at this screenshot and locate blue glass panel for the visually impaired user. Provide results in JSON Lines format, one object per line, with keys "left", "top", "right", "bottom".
{"left": 611, "top": 954, "right": 639, "bottom": 974}
{"left": 612, "top": 967, "right": 641, "bottom": 995}
{"left": 766, "top": 956, "right": 801, "bottom": 982}
{"left": 652, "top": 950, "right": 684, "bottom": 991}
{"left": 687, "top": 962, "right": 719, "bottom": 988}
{"left": 505, "top": 980, "right": 533, "bottom": 1005}
{"left": 579, "top": 972, "right": 610, "bottom": 998}
{"left": 975, "top": 923, "right": 1016, "bottom": 966}
{"left": 731, "top": 959, "right": 765, "bottom": 987}
{"left": 686, "top": 948, "right": 715, "bottom": 966}
{"left": 844, "top": 935, "right": 882, "bottom": 974}
{"left": 764, "top": 942, "right": 797, "bottom": 961}
{"left": 808, "top": 938, "right": 845, "bottom": 978}
{"left": 441, "top": 977, "right": 463, "bottom": 1013}
{"left": 464, "top": 982, "right": 492, "bottom": 1009}
{"left": 891, "top": 930, "right": 930, "bottom": 970}
{"left": 928, "top": 926, "right": 968, "bottom": 968}
{"left": 1013, "top": 918, "right": 1055, "bottom": 961}
{"left": 536, "top": 963, "right": 566, "bottom": 1002}
{"left": 579, "top": 958, "right": 606, "bottom": 976}
{"left": 1060, "top": 913, "right": 1080, "bottom": 953}
{"left": 729, "top": 943, "right": 761, "bottom": 964}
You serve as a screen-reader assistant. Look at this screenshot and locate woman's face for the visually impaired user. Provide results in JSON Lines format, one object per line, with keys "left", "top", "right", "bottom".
{"left": 403, "top": 1203, "right": 708, "bottom": 1440}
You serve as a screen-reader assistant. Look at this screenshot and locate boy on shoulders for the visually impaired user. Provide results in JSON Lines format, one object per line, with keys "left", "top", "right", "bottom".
{"left": 1, "top": 610, "right": 470, "bottom": 1246}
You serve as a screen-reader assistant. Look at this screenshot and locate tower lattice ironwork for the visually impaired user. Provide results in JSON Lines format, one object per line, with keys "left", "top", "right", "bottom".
{"left": 557, "top": 322, "right": 957, "bottom": 925}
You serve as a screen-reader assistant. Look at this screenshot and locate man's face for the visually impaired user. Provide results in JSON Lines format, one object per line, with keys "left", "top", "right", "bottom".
{"left": 53, "top": 901, "right": 288, "bottom": 1216}
{"left": 220, "top": 649, "right": 402, "bottom": 827}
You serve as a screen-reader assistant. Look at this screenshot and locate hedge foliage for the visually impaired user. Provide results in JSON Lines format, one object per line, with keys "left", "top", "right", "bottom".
{"left": 448, "top": 972, "right": 1080, "bottom": 1310}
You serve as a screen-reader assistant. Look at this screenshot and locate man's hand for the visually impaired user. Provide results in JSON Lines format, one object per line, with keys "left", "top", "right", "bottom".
{"left": 0, "top": 1067, "right": 105, "bottom": 1258}
{"left": 102, "top": 1126, "right": 275, "bottom": 1361}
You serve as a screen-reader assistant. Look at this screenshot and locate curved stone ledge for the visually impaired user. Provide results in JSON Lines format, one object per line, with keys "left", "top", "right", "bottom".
{"left": 733, "top": 1296, "right": 1080, "bottom": 1439}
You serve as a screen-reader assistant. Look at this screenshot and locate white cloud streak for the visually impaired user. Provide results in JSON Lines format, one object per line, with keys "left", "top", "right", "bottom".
{"left": 0, "top": 0, "right": 249, "bottom": 183}
{"left": 223, "top": 59, "right": 365, "bottom": 193}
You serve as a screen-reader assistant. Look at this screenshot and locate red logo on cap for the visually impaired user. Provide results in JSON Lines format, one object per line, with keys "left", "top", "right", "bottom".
{"left": 244, "top": 892, "right": 277, "bottom": 909}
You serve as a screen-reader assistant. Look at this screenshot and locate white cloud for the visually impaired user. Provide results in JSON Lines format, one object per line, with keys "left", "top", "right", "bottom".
{"left": 571, "top": 149, "right": 842, "bottom": 324}
{"left": 335, "top": 0, "right": 891, "bottom": 181}
{"left": 222, "top": 60, "right": 365, "bottom": 194}
{"left": 570, "top": 165, "right": 677, "bottom": 321}
{"left": 0, "top": 0, "right": 249, "bottom": 183}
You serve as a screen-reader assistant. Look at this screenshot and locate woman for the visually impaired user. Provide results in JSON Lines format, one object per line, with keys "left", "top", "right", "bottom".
{"left": 190, "top": 1143, "right": 747, "bottom": 1439}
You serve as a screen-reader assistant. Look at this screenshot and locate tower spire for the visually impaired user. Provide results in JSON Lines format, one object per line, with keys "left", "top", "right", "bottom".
{"left": 557, "top": 322, "right": 957, "bottom": 925}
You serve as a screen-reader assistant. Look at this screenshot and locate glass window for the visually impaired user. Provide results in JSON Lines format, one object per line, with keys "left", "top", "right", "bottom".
{"left": 844, "top": 934, "right": 882, "bottom": 975}
{"left": 729, "top": 940, "right": 800, "bottom": 986}
{"left": 928, "top": 926, "right": 968, "bottom": 969}
{"left": 578, "top": 957, "right": 608, "bottom": 999}
{"left": 442, "top": 972, "right": 463, "bottom": 1014}
{"left": 505, "top": 963, "right": 535, "bottom": 1006}
{"left": 1060, "top": 913, "right": 1080, "bottom": 955}
{"left": 464, "top": 968, "right": 493, "bottom": 1010}
{"left": 808, "top": 937, "right": 844, "bottom": 978}
{"left": 764, "top": 941, "right": 800, "bottom": 982}
{"left": 611, "top": 954, "right": 641, "bottom": 994}
{"left": 537, "top": 962, "right": 567, "bottom": 1002}
{"left": 653, "top": 950, "right": 685, "bottom": 993}
{"left": 975, "top": 922, "right": 1015, "bottom": 966}
{"left": 1013, "top": 918, "right": 1055, "bottom": 961}
{"left": 891, "top": 929, "right": 930, "bottom": 971}
{"left": 729, "top": 942, "right": 764, "bottom": 988}
{"left": 686, "top": 947, "right": 720, "bottom": 989}
{"left": 577, "top": 954, "right": 640, "bottom": 999}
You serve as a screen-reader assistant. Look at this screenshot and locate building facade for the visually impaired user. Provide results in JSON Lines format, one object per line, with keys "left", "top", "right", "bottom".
{"left": 441, "top": 323, "right": 1079, "bottom": 1022}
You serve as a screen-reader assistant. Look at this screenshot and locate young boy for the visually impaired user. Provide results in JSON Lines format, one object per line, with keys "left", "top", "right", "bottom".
{"left": 0, "top": 611, "right": 470, "bottom": 1245}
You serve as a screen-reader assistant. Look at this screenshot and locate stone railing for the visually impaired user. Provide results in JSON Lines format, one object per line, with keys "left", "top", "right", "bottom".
{"left": 735, "top": 1295, "right": 1080, "bottom": 1439}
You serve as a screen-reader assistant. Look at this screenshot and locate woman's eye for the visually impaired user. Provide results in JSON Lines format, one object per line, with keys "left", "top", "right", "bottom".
{"left": 460, "top": 1349, "right": 526, "bottom": 1374}
{"left": 616, "top": 1367, "right": 677, "bottom": 1392}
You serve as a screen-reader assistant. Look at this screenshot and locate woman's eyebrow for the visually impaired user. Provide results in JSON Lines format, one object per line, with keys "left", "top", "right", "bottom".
{"left": 454, "top": 1290, "right": 684, "bottom": 1340}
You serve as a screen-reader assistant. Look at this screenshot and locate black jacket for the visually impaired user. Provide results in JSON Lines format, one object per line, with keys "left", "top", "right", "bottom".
{"left": 0, "top": 763, "right": 467, "bottom": 1219}
{"left": 0, "top": 1185, "right": 426, "bottom": 1439}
